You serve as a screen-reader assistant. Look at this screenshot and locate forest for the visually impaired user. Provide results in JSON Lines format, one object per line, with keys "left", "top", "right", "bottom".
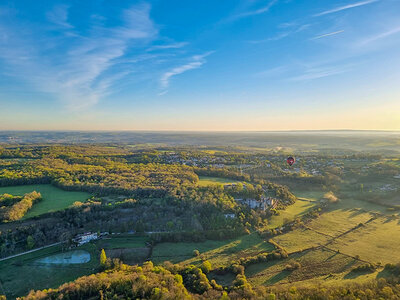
{"left": 0, "top": 142, "right": 399, "bottom": 299}
{"left": 21, "top": 260, "right": 400, "bottom": 300}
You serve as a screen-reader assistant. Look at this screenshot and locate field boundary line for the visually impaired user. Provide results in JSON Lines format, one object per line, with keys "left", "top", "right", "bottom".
{"left": 0, "top": 242, "right": 62, "bottom": 262}
{"left": 303, "top": 225, "right": 335, "bottom": 238}
{"left": 323, "top": 217, "right": 377, "bottom": 247}
{"left": 321, "top": 245, "right": 372, "bottom": 264}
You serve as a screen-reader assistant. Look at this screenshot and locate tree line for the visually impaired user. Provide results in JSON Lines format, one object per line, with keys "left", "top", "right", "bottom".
{"left": 0, "top": 191, "right": 41, "bottom": 222}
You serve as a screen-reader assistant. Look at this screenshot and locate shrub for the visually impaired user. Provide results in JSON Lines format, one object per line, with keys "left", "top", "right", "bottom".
{"left": 352, "top": 263, "right": 376, "bottom": 273}
{"left": 284, "top": 262, "right": 301, "bottom": 271}
{"left": 201, "top": 260, "right": 212, "bottom": 274}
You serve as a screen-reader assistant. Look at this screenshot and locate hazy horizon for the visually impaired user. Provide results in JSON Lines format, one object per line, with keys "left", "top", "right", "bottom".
{"left": 0, "top": 0, "right": 399, "bottom": 130}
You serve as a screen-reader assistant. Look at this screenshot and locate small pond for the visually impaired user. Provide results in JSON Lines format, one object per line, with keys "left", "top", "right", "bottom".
{"left": 37, "top": 250, "right": 91, "bottom": 264}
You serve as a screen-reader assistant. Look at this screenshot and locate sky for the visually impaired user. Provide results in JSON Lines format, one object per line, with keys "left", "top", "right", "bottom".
{"left": 0, "top": 0, "right": 399, "bottom": 131}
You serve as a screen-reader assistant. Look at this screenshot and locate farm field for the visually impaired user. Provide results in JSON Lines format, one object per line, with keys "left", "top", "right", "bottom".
{"left": 292, "top": 189, "right": 324, "bottom": 201}
{"left": 0, "top": 243, "right": 99, "bottom": 299}
{"left": 271, "top": 228, "right": 331, "bottom": 253}
{"left": 0, "top": 184, "right": 91, "bottom": 218}
{"left": 245, "top": 248, "right": 360, "bottom": 287}
{"left": 95, "top": 235, "right": 151, "bottom": 265}
{"left": 198, "top": 176, "right": 241, "bottom": 187}
{"left": 271, "top": 206, "right": 380, "bottom": 254}
{"left": 95, "top": 235, "right": 149, "bottom": 249}
{"left": 329, "top": 217, "right": 400, "bottom": 264}
{"left": 334, "top": 189, "right": 396, "bottom": 215}
{"left": 306, "top": 209, "right": 375, "bottom": 236}
{"left": 265, "top": 199, "right": 316, "bottom": 229}
{"left": 151, "top": 233, "right": 274, "bottom": 267}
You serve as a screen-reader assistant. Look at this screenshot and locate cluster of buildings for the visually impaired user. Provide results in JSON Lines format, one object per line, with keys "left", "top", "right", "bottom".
{"left": 162, "top": 152, "right": 228, "bottom": 167}
{"left": 379, "top": 184, "right": 397, "bottom": 192}
{"left": 235, "top": 197, "right": 277, "bottom": 211}
{"left": 72, "top": 232, "right": 110, "bottom": 246}
{"left": 72, "top": 232, "right": 98, "bottom": 246}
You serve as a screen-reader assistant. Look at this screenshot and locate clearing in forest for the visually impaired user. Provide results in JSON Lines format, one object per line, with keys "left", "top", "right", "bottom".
{"left": 0, "top": 184, "right": 90, "bottom": 218}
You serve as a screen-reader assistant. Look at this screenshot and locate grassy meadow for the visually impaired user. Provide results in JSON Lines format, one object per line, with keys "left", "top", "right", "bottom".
{"left": 95, "top": 235, "right": 149, "bottom": 249}
{"left": 151, "top": 233, "right": 274, "bottom": 267}
{"left": 0, "top": 243, "right": 99, "bottom": 299}
{"left": 197, "top": 176, "right": 241, "bottom": 187}
{"left": 0, "top": 184, "right": 90, "bottom": 218}
{"left": 245, "top": 248, "right": 360, "bottom": 287}
{"left": 329, "top": 217, "right": 400, "bottom": 264}
{"left": 306, "top": 209, "right": 375, "bottom": 236}
{"left": 0, "top": 235, "right": 152, "bottom": 298}
{"left": 265, "top": 199, "right": 316, "bottom": 229}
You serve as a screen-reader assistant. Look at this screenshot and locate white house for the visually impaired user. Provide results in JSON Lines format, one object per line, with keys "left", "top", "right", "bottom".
{"left": 224, "top": 213, "right": 236, "bottom": 219}
{"left": 73, "top": 232, "right": 98, "bottom": 246}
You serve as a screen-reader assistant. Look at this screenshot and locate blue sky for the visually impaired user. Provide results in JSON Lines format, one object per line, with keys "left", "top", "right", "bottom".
{"left": 0, "top": 0, "right": 399, "bottom": 130}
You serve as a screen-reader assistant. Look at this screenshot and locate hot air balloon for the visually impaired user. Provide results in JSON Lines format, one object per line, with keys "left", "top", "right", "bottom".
{"left": 286, "top": 156, "right": 295, "bottom": 166}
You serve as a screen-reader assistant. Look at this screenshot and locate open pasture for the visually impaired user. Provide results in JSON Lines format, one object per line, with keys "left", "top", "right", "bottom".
{"left": 198, "top": 176, "right": 241, "bottom": 187}
{"left": 271, "top": 228, "right": 331, "bottom": 253}
{"left": 292, "top": 189, "right": 324, "bottom": 201}
{"left": 266, "top": 199, "right": 316, "bottom": 229}
{"left": 95, "top": 235, "right": 150, "bottom": 265}
{"left": 95, "top": 235, "right": 149, "bottom": 249}
{"left": 329, "top": 217, "right": 400, "bottom": 264}
{"left": 0, "top": 184, "right": 90, "bottom": 218}
{"left": 306, "top": 209, "right": 374, "bottom": 236}
{"left": 0, "top": 243, "right": 99, "bottom": 299}
{"left": 271, "top": 205, "right": 379, "bottom": 254}
{"left": 151, "top": 233, "right": 274, "bottom": 268}
{"left": 246, "top": 248, "right": 359, "bottom": 287}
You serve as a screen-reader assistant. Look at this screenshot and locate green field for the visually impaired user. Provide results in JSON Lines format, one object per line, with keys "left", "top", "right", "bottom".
{"left": 0, "top": 243, "right": 99, "bottom": 299}
{"left": 306, "top": 209, "right": 374, "bottom": 236}
{"left": 246, "top": 248, "right": 360, "bottom": 287}
{"left": 198, "top": 176, "right": 240, "bottom": 187}
{"left": 329, "top": 217, "right": 400, "bottom": 264}
{"left": 151, "top": 233, "right": 274, "bottom": 268}
{"left": 292, "top": 189, "right": 324, "bottom": 201}
{"left": 0, "top": 235, "right": 151, "bottom": 298}
{"left": 271, "top": 228, "right": 331, "bottom": 253}
{"left": 95, "top": 235, "right": 149, "bottom": 249}
{"left": 0, "top": 184, "right": 91, "bottom": 218}
{"left": 265, "top": 199, "right": 316, "bottom": 229}
{"left": 95, "top": 235, "right": 150, "bottom": 265}
{"left": 271, "top": 207, "right": 377, "bottom": 254}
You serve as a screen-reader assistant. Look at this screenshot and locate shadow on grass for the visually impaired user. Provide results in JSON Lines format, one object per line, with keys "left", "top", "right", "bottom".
{"left": 208, "top": 271, "right": 236, "bottom": 286}
{"left": 377, "top": 268, "right": 393, "bottom": 279}
{"left": 344, "top": 269, "right": 374, "bottom": 279}
{"left": 245, "top": 260, "right": 283, "bottom": 277}
{"left": 325, "top": 252, "right": 339, "bottom": 261}
{"left": 264, "top": 270, "right": 290, "bottom": 285}
{"left": 342, "top": 259, "right": 358, "bottom": 270}
{"left": 348, "top": 208, "right": 370, "bottom": 218}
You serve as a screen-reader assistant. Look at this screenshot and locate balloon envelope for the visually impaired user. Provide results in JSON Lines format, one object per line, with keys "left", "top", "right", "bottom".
{"left": 287, "top": 156, "right": 295, "bottom": 166}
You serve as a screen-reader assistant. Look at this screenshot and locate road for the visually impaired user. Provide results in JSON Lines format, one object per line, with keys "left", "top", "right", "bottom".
{"left": 0, "top": 242, "right": 62, "bottom": 262}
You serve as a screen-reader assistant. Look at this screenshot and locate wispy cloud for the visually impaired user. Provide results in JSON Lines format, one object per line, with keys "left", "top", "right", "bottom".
{"left": 46, "top": 5, "right": 73, "bottom": 29}
{"left": 160, "top": 52, "right": 213, "bottom": 90}
{"left": 310, "top": 30, "right": 345, "bottom": 40}
{"left": 248, "top": 32, "right": 290, "bottom": 43}
{"left": 358, "top": 26, "right": 400, "bottom": 45}
{"left": 226, "top": 0, "right": 277, "bottom": 22}
{"left": 147, "top": 42, "right": 188, "bottom": 51}
{"left": 290, "top": 65, "right": 352, "bottom": 81}
{"left": 314, "top": 0, "right": 378, "bottom": 17}
{"left": 254, "top": 66, "right": 288, "bottom": 77}
{"left": 248, "top": 23, "right": 310, "bottom": 43}
{"left": 0, "top": 3, "right": 158, "bottom": 109}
